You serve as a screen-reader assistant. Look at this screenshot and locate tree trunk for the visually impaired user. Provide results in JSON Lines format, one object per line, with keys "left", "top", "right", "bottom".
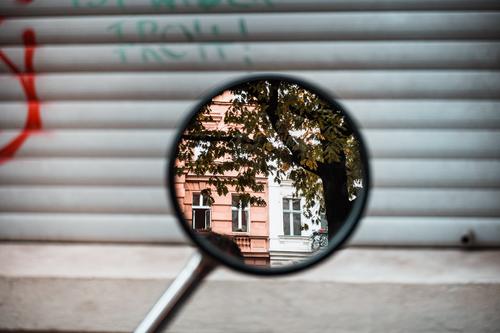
{"left": 319, "top": 151, "right": 351, "bottom": 239}
{"left": 265, "top": 80, "right": 353, "bottom": 239}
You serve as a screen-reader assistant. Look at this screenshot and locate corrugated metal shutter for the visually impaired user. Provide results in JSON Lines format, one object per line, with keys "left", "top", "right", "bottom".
{"left": 0, "top": 0, "right": 499, "bottom": 247}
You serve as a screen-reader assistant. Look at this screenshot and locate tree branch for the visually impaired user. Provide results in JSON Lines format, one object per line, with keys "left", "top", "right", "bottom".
{"left": 264, "top": 81, "right": 318, "bottom": 175}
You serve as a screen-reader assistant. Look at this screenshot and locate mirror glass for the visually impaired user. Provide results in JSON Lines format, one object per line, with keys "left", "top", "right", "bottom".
{"left": 171, "top": 76, "right": 369, "bottom": 272}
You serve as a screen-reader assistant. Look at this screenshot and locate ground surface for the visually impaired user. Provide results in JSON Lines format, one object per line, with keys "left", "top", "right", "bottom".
{"left": 1, "top": 243, "right": 499, "bottom": 332}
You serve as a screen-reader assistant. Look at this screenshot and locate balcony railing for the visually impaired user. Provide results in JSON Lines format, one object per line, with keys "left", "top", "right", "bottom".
{"left": 311, "top": 229, "right": 329, "bottom": 251}
{"left": 233, "top": 236, "right": 252, "bottom": 252}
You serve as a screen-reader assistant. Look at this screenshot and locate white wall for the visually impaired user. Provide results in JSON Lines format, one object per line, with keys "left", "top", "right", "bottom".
{"left": 268, "top": 176, "right": 326, "bottom": 258}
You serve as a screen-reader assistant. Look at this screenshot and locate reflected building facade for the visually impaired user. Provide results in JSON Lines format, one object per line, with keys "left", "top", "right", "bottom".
{"left": 175, "top": 173, "right": 270, "bottom": 266}
{"left": 268, "top": 175, "right": 328, "bottom": 267}
{"left": 175, "top": 91, "right": 329, "bottom": 267}
{"left": 174, "top": 93, "right": 270, "bottom": 266}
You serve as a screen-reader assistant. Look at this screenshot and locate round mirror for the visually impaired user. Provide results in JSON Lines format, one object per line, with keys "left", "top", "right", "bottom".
{"left": 168, "top": 74, "right": 370, "bottom": 275}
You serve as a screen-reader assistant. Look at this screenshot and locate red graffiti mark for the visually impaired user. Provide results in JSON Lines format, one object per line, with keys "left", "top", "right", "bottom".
{"left": 0, "top": 28, "right": 42, "bottom": 164}
{"left": 16, "top": 0, "right": 34, "bottom": 4}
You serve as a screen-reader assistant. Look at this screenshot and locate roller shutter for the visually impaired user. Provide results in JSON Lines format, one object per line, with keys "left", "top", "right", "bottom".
{"left": 0, "top": 0, "right": 499, "bottom": 247}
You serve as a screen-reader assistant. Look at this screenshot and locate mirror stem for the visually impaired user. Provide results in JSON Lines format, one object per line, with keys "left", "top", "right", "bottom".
{"left": 134, "top": 252, "right": 217, "bottom": 333}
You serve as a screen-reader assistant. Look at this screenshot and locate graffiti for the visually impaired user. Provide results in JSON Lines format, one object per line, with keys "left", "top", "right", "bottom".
{"left": 72, "top": 0, "right": 273, "bottom": 10}
{"left": 107, "top": 18, "right": 251, "bottom": 64}
{"left": 0, "top": 29, "right": 42, "bottom": 164}
{"left": 107, "top": 17, "right": 247, "bottom": 42}
{"left": 72, "top": 0, "right": 125, "bottom": 7}
{"left": 113, "top": 43, "right": 252, "bottom": 66}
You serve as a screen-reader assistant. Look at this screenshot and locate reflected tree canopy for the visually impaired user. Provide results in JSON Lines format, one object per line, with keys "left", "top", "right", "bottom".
{"left": 175, "top": 79, "right": 363, "bottom": 237}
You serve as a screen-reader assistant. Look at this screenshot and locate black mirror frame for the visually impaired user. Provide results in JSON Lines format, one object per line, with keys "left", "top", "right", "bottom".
{"left": 167, "top": 73, "right": 371, "bottom": 276}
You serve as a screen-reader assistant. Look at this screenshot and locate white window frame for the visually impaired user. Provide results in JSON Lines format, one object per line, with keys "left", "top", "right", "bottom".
{"left": 282, "top": 197, "right": 302, "bottom": 236}
{"left": 231, "top": 194, "right": 250, "bottom": 233}
{"left": 192, "top": 193, "right": 211, "bottom": 230}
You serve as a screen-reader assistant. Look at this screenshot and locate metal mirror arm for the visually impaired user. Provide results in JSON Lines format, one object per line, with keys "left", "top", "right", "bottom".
{"left": 134, "top": 252, "right": 218, "bottom": 333}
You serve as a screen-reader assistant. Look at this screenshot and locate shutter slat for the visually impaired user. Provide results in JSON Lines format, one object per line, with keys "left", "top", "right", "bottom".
{"left": 1, "top": 158, "right": 499, "bottom": 188}
{"left": 2, "top": 100, "right": 500, "bottom": 130}
{"left": 2, "top": 41, "right": 500, "bottom": 73}
{"left": 0, "top": 101, "right": 190, "bottom": 130}
{"left": 0, "top": 213, "right": 500, "bottom": 246}
{"left": 1, "top": 71, "right": 499, "bottom": 101}
{"left": 2, "top": 0, "right": 500, "bottom": 17}
{"left": 2, "top": 12, "right": 500, "bottom": 45}
{"left": 1, "top": 186, "right": 499, "bottom": 217}
{"left": 352, "top": 217, "right": 500, "bottom": 246}
{"left": 2, "top": 213, "right": 499, "bottom": 247}
{"left": 0, "top": 213, "right": 184, "bottom": 243}
{"left": 0, "top": 213, "right": 500, "bottom": 247}
{"left": 1, "top": 129, "right": 498, "bottom": 159}
{"left": 0, "top": 186, "right": 171, "bottom": 214}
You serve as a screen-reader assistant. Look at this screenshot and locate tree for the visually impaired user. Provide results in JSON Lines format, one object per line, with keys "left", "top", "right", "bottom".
{"left": 175, "top": 79, "right": 363, "bottom": 238}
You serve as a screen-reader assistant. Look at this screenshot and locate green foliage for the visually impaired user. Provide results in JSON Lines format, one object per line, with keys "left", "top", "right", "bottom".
{"left": 176, "top": 80, "right": 363, "bottom": 227}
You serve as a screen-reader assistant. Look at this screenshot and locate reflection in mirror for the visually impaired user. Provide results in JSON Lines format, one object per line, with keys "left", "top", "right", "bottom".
{"left": 174, "top": 79, "right": 364, "bottom": 269}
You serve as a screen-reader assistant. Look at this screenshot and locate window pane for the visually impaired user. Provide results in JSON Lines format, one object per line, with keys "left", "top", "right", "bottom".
{"left": 202, "top": 194, "right": 209, "bottom": 206}
{"left": 193, "top": 193, "right": 200, "bottom": 207}
{"left": 320, "top": 213, "right": 328, "bottom": 230}
{"left": 241, "top": 200, "right": 248, "bottom": 210}
{"left": 282, "top": 198, "right": 289, "bottom": 210}
{"left": 293, "top": 213, "right": 301, "bottom": 236}
{"left": 232, "top": 195, "right": 239, "bottom": 208}
{"left": 242, "top": 210, "right": 249, "bottom": 232}
{"left": 193, "top": 209, "right": 206, "bottom": 229}
{"left": 283, "top": 213, "right": 290, "bottom": 235}
{"left": 205, "top": 210, "right": 211, "bottom": 228}
{"left": 292, "top": 199, "right": 300, "bottom": 211}
{"left": 232, "top": 210, "right": 239, "bottom": 231}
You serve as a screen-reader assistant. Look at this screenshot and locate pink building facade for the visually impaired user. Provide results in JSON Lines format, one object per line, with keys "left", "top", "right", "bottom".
{"left": 175, "top": 174, "right": 270, "bottom": 266}
{"left": 174, "top": 93, "right": 270, "bottom": 266}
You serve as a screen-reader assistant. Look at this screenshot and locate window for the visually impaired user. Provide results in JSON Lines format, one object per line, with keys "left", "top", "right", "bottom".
{"left": 232, "top": 195, "right": 249, "bottom": 232}
{"left": 283, "top": 198, "right": 301, "bottom": 236}
{"left": 192, "top": 193, "right": 211, "bottom": 230}
{"left": 320, "top": 213, "right": 328, "bottom": 231}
